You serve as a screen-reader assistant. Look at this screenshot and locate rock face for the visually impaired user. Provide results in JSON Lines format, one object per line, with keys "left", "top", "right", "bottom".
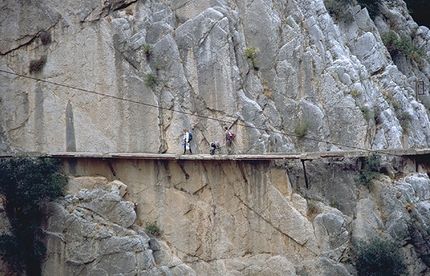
{"left": 2, "top": 0, "right": 430, "bottom": 275}
{"left": 1, "top": 0, "right": 430, "bottom": 154}
{"left": 33, "top": 157, "right": 430, "bottom": 275}
{"left": 42, "top": 177, "right": 196, "bottom": 275}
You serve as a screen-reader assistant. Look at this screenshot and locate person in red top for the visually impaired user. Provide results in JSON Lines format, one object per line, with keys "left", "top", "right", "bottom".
{"left": 224, "top": 127, "right": 234, "bottom": 153}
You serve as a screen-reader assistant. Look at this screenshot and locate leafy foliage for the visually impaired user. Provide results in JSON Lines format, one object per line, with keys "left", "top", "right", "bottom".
{"left": 145, "top": 221, "right": 163, "bottom": 236}
{"left": 324, "top": 0, "right": 354, "bottom": 23}
{"left": 360, "top": 106, "right": 374, "bottom": 121}
{"left": 356, "top": 0, "right": 382, "bottom": 18}
{"left": 0, "top": 157, "right": 68, "bottom": 276}
{"left": 29, "top": 55, "right": 47, "bottom": 74}
{"left": 355, "top": 154, "right": 381, "bottom": 186}
{"left": 144, "top": 73, "right": 158, "bottom": 89}
{"left": 382, "top": 31, "right": 424, "bottom": 62}
{"left": 142, "top": 43, "right": 153, "bottom": 59}
{"left": 244, "top": 46, "right": 259, "bottom": 69}
{"left": 352, "top": 237, "right": 407, "bottom": 276}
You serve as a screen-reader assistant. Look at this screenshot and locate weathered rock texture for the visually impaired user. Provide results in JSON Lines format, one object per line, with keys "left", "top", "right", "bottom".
{"left": 2, "top": 0, "right": 430, "bottom": 275}
{"left": 1, "top": 0, "right": 430, "bottom": 154}
{"left": 37, "top": 157, "right": 430, "bottom": 275}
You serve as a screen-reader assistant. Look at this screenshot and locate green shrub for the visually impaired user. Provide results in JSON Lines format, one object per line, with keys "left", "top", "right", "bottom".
{"left": 355, "top": 154, "right": 381, "bottom": 186}
{"left": 294, "top": 119, "right": 310, "bottom": 138}
{"left": 324, "top": 0, "right": 354, "bottom": 22}
{"left": 350, "top": 88, "right": 361, "bottom": 98}
{"left": 244, "top": 46, "right": 259, "bottom": 69}
{"left": 352, "top": 237, "right": 407, "bottom": 276}
{"left": 142, "top": 44, "right": 153, "bottom": 59}
{"left": 144, "top": 73, "right": 158, "bottom": 89}
{"left": 360, "top": 106, "right": 374, "bottom": 121}
{"left": 0, "top": 157, "right": 68, "bottom": 275}
{"left": 357, "top": 0, "right": 382, "bottom": 18}
{"left": 29, "top": 55, "right": 47, "bottom": 74}
{"left": 145, "top": 221, "right": 163, "bottom": 236}
{"left": 382, "top": 31, "right": 424, "bottom": 61}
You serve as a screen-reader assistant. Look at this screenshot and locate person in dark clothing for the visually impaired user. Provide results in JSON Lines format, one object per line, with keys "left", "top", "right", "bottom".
{"left": 210, "top": 141, "right": 221, "bottom": 155}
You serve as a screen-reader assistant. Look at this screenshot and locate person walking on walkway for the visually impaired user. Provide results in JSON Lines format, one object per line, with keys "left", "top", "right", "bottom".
{"left": 224, "top": 127, "right": 234, "bottom": 154}
{"left": 183, "top": 128, "right": 192, "bottom": 154}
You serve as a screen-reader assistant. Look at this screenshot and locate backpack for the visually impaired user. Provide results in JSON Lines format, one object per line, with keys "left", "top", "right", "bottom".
{"left": 188, "top": 132, "right": 193, "bottom": 141}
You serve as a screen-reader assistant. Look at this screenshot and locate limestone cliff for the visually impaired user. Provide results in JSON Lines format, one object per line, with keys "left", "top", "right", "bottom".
{"left": 40, "top": 157, "right": 430, "bottom": 275}
{"left": 1, "top": 0, "right": 430, "bottom": 154}
{"left": 2, "top": 0, "right": 430, "bottom": 275}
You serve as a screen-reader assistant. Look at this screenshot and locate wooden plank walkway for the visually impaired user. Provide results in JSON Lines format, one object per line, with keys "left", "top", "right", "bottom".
{"left": 1, "top": 148, "right": 430, "bottom": 161}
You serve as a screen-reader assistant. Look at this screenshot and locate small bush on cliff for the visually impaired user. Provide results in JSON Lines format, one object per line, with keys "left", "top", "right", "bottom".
{"left": 324, "top": 0, "right": 354, "bottom": 23}
{"left": 141, "top": 43, "right": 153, "bottom": 60}
{"left": 356, "top": 0, "right": 382, "bottom": 18}
{"left": 294, "top": 119, "right": 310, "bottom": 138}
{"left": 244, "top": 46, "right": 259, "bottom": 70}
{"left": 145, "top": 221, "right": 163, "bottom": 236}
{"left": 0, "top": 157, "right": 68, "bottom": 276}
{"left": 144, "top": 73, "right": 158, "bottom": 89}
{"left": 352, "top": 237, "right": 407, "bottom": 276}
{"left": 360, "top": 106, "right": 374, "bottom": 121}
{"left": 356, "top": 154, "right": 381, "bottom": 186}
{"left": 382, "top": 31, "right": 424, "bottom": 62}
{"left": 29, "top": 55, "right": 47, "bottom": 74}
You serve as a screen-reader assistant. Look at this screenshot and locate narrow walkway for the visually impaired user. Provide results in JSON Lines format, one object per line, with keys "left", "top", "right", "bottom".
{"left": 1, "top": 148, "right": 430, "bottom": 161}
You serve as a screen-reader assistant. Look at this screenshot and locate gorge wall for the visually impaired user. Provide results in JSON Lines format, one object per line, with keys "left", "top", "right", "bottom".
{"left": 38, "top": 156, "right": 430, "bottom": 275}
{"left": 2, "top": 0, "right": 430, "bottom": 154}
{"left": 2, "top": 0, "right": 430, "bottom": 275}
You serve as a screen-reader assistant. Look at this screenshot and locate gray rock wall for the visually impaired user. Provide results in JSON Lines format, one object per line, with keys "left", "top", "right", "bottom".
{"left": 1, "top": 0, "right": 430, "bottom": 154}
{"left": 39, "top": 156, "right": 430, "bottom": 275}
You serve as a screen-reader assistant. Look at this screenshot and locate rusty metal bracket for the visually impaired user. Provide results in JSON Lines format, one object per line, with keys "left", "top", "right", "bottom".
{"left": 301, "top": 159, "right": 309, "bottom": 189}
{"left": 177, "top": 161, "right": 189, "bottom": 179}
{"left": 238, "top": 161, "right": 248, "bottom": 183}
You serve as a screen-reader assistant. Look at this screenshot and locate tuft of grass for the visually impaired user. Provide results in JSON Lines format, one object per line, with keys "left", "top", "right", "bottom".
{"left": 244, "top": 46, "right": 259, "bottom": 69}
{"left": 142, "top": 44, "right": 153, "bottom": 60}
{"left": 145, "top": 221, "right": 163, "bottom": 236}
{"left": 360, "top": 106, "right": 374, "bottom": 121}
{"left": 29, "top": 55, "right": 47, "bottom": 74}
{"left": 307, "top": 200, "right": 320, "bottom": 219}
{"left": 144, "top": 73, "right": 158, "bottom": 89}
{"left": 350, "top": 88, "right": 361, "bottom": 98}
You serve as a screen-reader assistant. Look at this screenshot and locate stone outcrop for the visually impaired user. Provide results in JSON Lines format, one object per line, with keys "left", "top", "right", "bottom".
{"left": 42, "top": 177, "right": 196, "bottom": 275}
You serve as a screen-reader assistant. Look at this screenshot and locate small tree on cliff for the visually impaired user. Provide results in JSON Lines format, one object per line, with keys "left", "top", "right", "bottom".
{"left": 352, "top": 236, "right": 407, "bottom": 276}
{"left": 0, "top": 157, "right": 68, "bottom": 276}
